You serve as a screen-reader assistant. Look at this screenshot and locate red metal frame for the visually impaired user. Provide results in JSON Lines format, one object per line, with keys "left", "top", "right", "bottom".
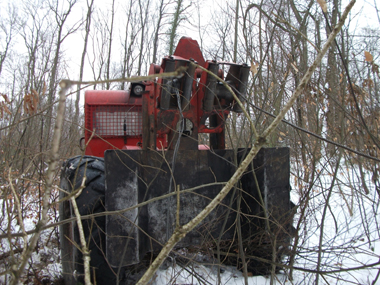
{"left": 84, "top": 37, "right": 248, "bottom": 157}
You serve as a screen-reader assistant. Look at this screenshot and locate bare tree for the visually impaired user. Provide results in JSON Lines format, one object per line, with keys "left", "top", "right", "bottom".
{"left": 45, "top": 0, "right": 81, "bottom": 145}
{"left": 137, "top": 0, "right": 150, "bottom": 75}
{"left": 73, "top": 0, "right": 95, "bottom": 138}
{"left": 4, "top": 0, "right": 380, "bottom": 284}
{"left": 152, "top": 0, "right": 171, "bottom": 63}
{"left": 0, "top": 4, "right": 18, "bottom": 77}
{"left": 105, "top": 0, "right": 115, "bottom": 90}
{"left": 120, "top": 0, "right": 139, "bottom": 89}
{"left": 167, "top": 0, "right": 191, "bottom": 55}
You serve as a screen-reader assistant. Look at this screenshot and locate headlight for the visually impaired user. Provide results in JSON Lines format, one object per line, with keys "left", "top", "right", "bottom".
{"left": 133, "top": 84, "right": 144, "bottom": 96}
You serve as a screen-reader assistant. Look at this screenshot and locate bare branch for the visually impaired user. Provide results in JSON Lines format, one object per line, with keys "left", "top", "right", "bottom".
{"left": 137, "top": 1, "right": 356, "bottom": 283}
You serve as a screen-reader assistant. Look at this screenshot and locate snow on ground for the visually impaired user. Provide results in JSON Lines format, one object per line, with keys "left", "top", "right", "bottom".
{"left": 154, "top": 265, "right": 290, "bottom": 285}
{"left": 286, "top": 157, "right": 380, "bottom": 285}
{"left": 148, "top": 159, "right": 380, "bottom": 285}
{"left": 1, "top": 158, "right": 380, "bottom": 284}
{"left": 0, "top": 185, "right": 61, "bottom": 284}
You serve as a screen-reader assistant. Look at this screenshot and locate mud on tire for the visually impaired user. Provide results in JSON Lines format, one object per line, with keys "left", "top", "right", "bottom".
{"left": 59, "top": 156, "right": 116, "bottom": 284}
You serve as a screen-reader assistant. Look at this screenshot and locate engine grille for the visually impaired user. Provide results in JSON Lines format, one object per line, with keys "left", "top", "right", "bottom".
{"left": 86, "top": 105, "right": 142, "bottom": 137}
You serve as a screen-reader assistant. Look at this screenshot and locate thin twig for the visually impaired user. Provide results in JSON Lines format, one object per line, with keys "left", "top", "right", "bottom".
{"left": 176, "top": 185, "right": 180, "bottom": 229}
{"left": 249, "top": 102, "right": 380, "bottom": 162}
{"left": 10, "top": 80, "right": 71, "bottom": 285}
{"left": 70, "top": 176, "right": 92, "bottom": 285}
{"left": 8, "top": 168, "right": 28, "bottom": 256}
{"left": 136, "top": 1, "right": 355, "bottom": 283}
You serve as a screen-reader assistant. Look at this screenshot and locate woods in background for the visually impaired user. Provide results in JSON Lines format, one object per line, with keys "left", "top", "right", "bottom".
{"left": 0, "top": 0, "right": 380, "bottom": 284}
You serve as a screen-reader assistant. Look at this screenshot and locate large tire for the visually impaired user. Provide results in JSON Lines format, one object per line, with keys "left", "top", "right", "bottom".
{"left": 59, "top": 156, "right": 116, "bottom": 284}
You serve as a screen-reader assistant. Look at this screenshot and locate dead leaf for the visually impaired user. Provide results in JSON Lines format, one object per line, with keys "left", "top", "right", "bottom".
{"left": 363, "top": 78, "right": 374, "bottom": 88}
{"left": 23, "top": 93, "right": 29, "bottom": 114}
{"left": 2, "top": 103, "right": 11, "bottom": 115}
{"left": 24, "top": 93, "right": 34, "bottom": 115}
{"left": 250, "top": 60, "right": 259, "bottom": 76}
{"left": 317, "top": 0, "right": 327, "bottom": 12}
{"left": 23, "top": 89, "right": 40, "bottom": 115}
{"left": 31, "top": 89, "right": 38, "bottom": 98}
{"left": 268, "top": 82, "right": 274, "bottom": 92}
{"left": 42, "top": 82, "right": 47, "bottom": 96}
{"left": 1, "top": 94, "right": 10, "bottom": 103}
{"left": 280, "top": 132, "right": 286, "bottom": 137}
{"left": 31, "top": 89, "right": 40, "bottom": 108}
{"left": 365, "top": 51, "right": 373, "bottom": 62}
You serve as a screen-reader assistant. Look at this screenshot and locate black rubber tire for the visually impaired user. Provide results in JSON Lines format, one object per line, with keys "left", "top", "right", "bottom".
{"left": 59, "top": 156, "right": 116, "bottom": 284}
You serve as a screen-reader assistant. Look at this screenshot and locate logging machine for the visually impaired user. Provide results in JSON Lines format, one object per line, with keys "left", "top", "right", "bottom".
{"left": 59, "top": 37, "right": 294, "bottom": 284}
